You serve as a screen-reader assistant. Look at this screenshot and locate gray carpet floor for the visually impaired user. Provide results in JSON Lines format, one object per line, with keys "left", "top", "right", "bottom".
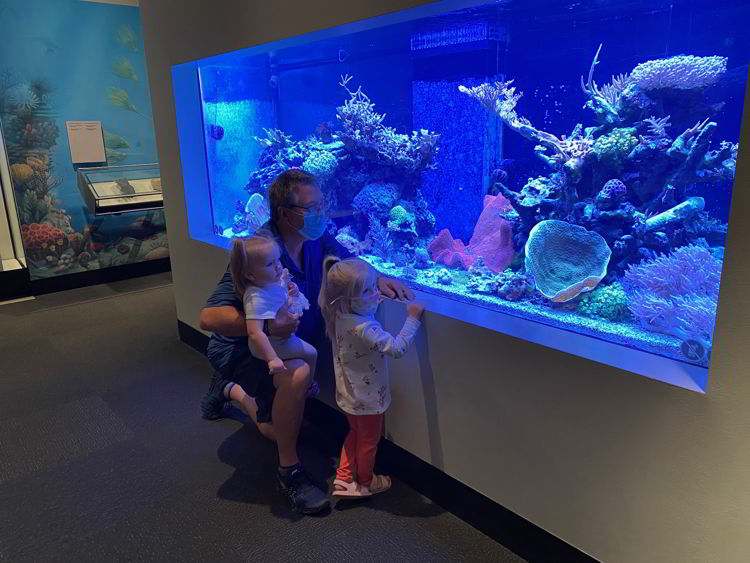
{"left": 0, "top": 274, "right": 523, "bottom": 562}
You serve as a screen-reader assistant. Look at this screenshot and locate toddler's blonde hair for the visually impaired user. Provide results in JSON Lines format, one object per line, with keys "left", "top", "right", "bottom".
{"left": 318, "top": 256, "right": 377, "bottom": 340}
{"left": 229, "top": 230, "right": 279, "bottom": 299}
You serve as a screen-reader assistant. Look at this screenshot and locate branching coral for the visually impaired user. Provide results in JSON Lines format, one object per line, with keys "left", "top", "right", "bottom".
{"left": 254, "top": 128, "right": 293, "bottom": 150}
{"left": 337, "top": 75, "right": 439, "bottom": 174}
{"left": 580, "top": 44, "right": 631, "bottom": 123}
{"left": 643, "top": 115, "right": 672, "bottom": 139}
{"left": 460, "top": 80, "right": 590, "bottom": 172}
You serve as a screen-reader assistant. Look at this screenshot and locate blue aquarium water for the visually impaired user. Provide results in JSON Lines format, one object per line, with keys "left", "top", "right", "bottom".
{"left": 175, "top": 0, "right": 749, "bottom": 384}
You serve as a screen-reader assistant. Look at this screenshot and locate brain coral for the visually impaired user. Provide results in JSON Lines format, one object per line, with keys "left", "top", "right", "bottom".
{"left": 630, "top": 55, "right": 727, "bottom": 90}
{"left": 525, "top": 220, "right": 611, "bottom": 302}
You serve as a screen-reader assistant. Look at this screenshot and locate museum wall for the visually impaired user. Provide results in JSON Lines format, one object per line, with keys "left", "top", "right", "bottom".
{"left": 0, "top": 0, "right": 167, "bottom": 281}
{"left": 139, "top": 0, "right": 750, "bottom": 561}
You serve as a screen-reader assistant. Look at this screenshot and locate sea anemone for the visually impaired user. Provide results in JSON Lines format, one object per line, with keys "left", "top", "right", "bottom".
{"left": 7, "top": 84, "right": 40, "bottom": 111}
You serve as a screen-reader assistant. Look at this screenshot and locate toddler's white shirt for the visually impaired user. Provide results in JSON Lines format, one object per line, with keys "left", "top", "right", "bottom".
{"left": 332, "top": 312, "right": 420, "bottom": 415}
{"left": 243, "top": 281, "right": 287, "bottom": 320}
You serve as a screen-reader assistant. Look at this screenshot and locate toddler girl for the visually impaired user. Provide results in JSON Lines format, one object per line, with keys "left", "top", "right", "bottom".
{"left": 318, "top": 256, "right": 424, "bottom": 497}
{"left": 230, "top": 232, "right": 317, "bottom": 385}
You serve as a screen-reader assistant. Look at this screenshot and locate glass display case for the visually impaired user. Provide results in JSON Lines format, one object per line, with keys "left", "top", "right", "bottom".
{"left": 172, "top": 0, "right": 749, "bottom": 391}
{"left": 77, "top": 163, "right": 162, "bottom": 215}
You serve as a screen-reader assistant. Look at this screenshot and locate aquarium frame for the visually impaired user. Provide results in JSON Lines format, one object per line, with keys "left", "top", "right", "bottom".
{"left": 170, "top": 0, "right": 719, "bottom": 391}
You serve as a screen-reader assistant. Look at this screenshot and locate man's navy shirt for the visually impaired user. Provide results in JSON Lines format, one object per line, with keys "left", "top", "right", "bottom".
{"left": 204, "top": 221, "right": 352, "bottom": 371}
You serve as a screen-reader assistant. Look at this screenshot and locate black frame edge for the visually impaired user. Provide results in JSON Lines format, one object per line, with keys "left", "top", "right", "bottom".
{"left": 0, "top": 267, "right": 32, "bottom": 301}
{"left": 31, "top": 257, "right": 170, "bottom": 296}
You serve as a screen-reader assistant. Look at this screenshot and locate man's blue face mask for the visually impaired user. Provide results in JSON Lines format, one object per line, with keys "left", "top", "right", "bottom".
{"left": 286, "top": 205, "right": 327, "bottom": 240}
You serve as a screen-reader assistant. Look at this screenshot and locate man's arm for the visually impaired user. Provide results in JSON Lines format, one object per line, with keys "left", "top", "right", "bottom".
{"left": 199, "top": 306, "right": 248, "bottom": 337}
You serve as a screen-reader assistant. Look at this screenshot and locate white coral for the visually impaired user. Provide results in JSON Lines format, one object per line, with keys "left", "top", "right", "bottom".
{"left": 630, "top": 55, "right": 727, "bottom": 90}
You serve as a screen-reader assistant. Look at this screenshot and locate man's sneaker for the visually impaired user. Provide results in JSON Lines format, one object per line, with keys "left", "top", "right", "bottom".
{"left": 278, "top": 465, "right": 331, "bottom": 515}
{"left": 200, "top": 372, "right": 230, "bottom": 420}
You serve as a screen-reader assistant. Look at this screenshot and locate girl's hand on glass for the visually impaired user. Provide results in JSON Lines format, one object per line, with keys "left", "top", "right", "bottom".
{"left": 378, "top": 277, "right": 414, "bottom": 301}
{"left": 268, "top": 357, "right": 286, "bottom": 374}
{"left": 287, "top": 282, "right": 300, "bottom": 297}
{"left": 407, "top": 302, "right": 425, "bottom": 319}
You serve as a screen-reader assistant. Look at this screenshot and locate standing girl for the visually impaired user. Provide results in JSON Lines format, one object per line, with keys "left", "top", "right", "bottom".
{"left": 319, "top": 256, "right": 424, "bottom": 496}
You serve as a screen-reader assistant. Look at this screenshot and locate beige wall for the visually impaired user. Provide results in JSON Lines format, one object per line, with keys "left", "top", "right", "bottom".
{"left": 140, "top": 1, "right": 750, "bottom": 561}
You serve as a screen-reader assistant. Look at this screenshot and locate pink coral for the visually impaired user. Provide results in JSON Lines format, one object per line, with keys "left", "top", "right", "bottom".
{"left": 428, "top": 194, "right": 514, "bottom": 272}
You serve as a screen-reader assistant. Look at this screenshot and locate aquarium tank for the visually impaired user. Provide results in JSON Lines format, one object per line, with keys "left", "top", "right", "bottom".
{"left": 173, "top": 0, "right": 749, "bottom": 391}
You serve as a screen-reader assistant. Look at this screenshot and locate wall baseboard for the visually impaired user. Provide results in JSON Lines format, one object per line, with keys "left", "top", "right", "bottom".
{"left": 31, "top": 257, "right": 171, "bottom": 295}
{"left": 0, "top": 267, "right": 32, "bottom": 301}
{"left": 177, "top": 319, "right": 595, "bottom": 563}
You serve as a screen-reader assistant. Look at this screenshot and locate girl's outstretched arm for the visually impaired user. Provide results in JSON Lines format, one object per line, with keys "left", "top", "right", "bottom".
{"left": 354, "top": 317, "right": 421, "bottom": 359}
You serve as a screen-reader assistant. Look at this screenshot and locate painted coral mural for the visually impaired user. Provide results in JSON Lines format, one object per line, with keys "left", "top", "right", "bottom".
{"left": 0, "top": 0, "right": 167, "bottom": 279}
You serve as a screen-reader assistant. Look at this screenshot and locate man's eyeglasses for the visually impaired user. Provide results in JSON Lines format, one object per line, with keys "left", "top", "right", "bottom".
{"left": 287, "top": 202, "right": 325, "bottom": 214}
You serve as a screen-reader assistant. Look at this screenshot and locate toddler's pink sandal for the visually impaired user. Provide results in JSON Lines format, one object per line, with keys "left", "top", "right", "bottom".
{"left": 367, "top": 474, "right": 391, "bottom": 495}
{"left": 332, "top": 478, "right": 371, "bottom": 497}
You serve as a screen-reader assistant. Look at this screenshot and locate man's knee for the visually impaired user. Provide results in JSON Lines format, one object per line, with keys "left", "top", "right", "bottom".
{"left": 274, "top": 360, "right": 311, "bottom": 392}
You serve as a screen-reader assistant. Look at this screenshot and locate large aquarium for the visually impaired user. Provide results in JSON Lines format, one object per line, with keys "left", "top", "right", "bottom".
{"left": 173, "top": 0, "right": 749, "bottom": 391}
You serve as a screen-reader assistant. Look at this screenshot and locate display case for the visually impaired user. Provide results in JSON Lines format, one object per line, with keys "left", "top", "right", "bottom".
{"left": 77, "top": 163, "right": 162, "bottom": 215}
{"left": 172, "top": 0, "right": 749, "bottom": 392}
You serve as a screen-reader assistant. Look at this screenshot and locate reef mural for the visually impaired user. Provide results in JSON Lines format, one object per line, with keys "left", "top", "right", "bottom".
{"left": 199, "top": 13, "right": 745, "bottom": 370}
{"left": 0, "top": 0, "right": 167, "bottom": 279}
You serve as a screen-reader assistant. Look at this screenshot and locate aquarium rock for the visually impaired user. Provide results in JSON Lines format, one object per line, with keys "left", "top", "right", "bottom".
{"left": 525, "top": 220, "right": 611, "bottom": 302}
{"left": 414, "top": 247, "right": 431, "bottom": 269}
{"left": 437, "top": 269, "right": 453, "bottom": 285}
{"left": 352, "top": 182, "right": 401, "bottom": 218}
{"left": 638, "top": 197, "right": 705, "bottom": 234}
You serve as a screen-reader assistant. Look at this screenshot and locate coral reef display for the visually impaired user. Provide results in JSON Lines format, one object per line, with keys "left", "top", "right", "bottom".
{"left": 203, "top": 35, "right": 742, "bottom": 369}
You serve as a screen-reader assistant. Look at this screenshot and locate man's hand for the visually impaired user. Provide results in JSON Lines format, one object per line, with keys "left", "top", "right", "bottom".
{"left": 267, "top": 309, "right": 300, "bottom": 339}
{"left": 377, "top": 276, "right": 414, "bottom": 301}
{"left": 268, "top": 357, "right": 286, "bottom": 374}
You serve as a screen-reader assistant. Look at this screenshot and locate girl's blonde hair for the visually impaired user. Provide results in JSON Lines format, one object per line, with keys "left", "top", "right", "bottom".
{"left": 318, "top": 256, "right": 377, "bottom": 339}
{"left": 229, "top": 230, "right": 278, "bottom": 299}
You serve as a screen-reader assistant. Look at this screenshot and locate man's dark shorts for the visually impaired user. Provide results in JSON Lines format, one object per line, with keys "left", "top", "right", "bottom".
{"left": 214, "top": 350, "right": 275, "bottom": 423}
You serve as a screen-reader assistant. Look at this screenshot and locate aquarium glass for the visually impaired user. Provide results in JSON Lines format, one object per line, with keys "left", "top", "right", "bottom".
{"left": 174, "top": 0, "right": 749, "bottom": 388}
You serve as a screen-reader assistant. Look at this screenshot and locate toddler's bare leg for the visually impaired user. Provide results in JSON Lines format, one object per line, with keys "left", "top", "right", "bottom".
{"left": 271, "top": 359, "right": 310, "bottom": 467}
{"left": 225, "top": 382, "right": 276, "bottom": 442}
{"left": 273, "top": 336, "right": 318, "bottom": 383}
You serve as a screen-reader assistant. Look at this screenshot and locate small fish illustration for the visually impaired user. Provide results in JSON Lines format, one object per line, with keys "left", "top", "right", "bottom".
{"left": 107, "top": 87, "right": 151, "bottom": 119}
{"left": 117, "top": 25, "right": 138, "bottom": 53}
{"left": 29, "top": 36, "right": 60, "bottom": 54}
{"left": 112, "top": 57, "right": 138, "bottom": 81}
{"left": 105, "top": 148, "right": 128, "bottom": 164}
{"left": 103, "top": 130, "right": 130, "bottom": 149}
